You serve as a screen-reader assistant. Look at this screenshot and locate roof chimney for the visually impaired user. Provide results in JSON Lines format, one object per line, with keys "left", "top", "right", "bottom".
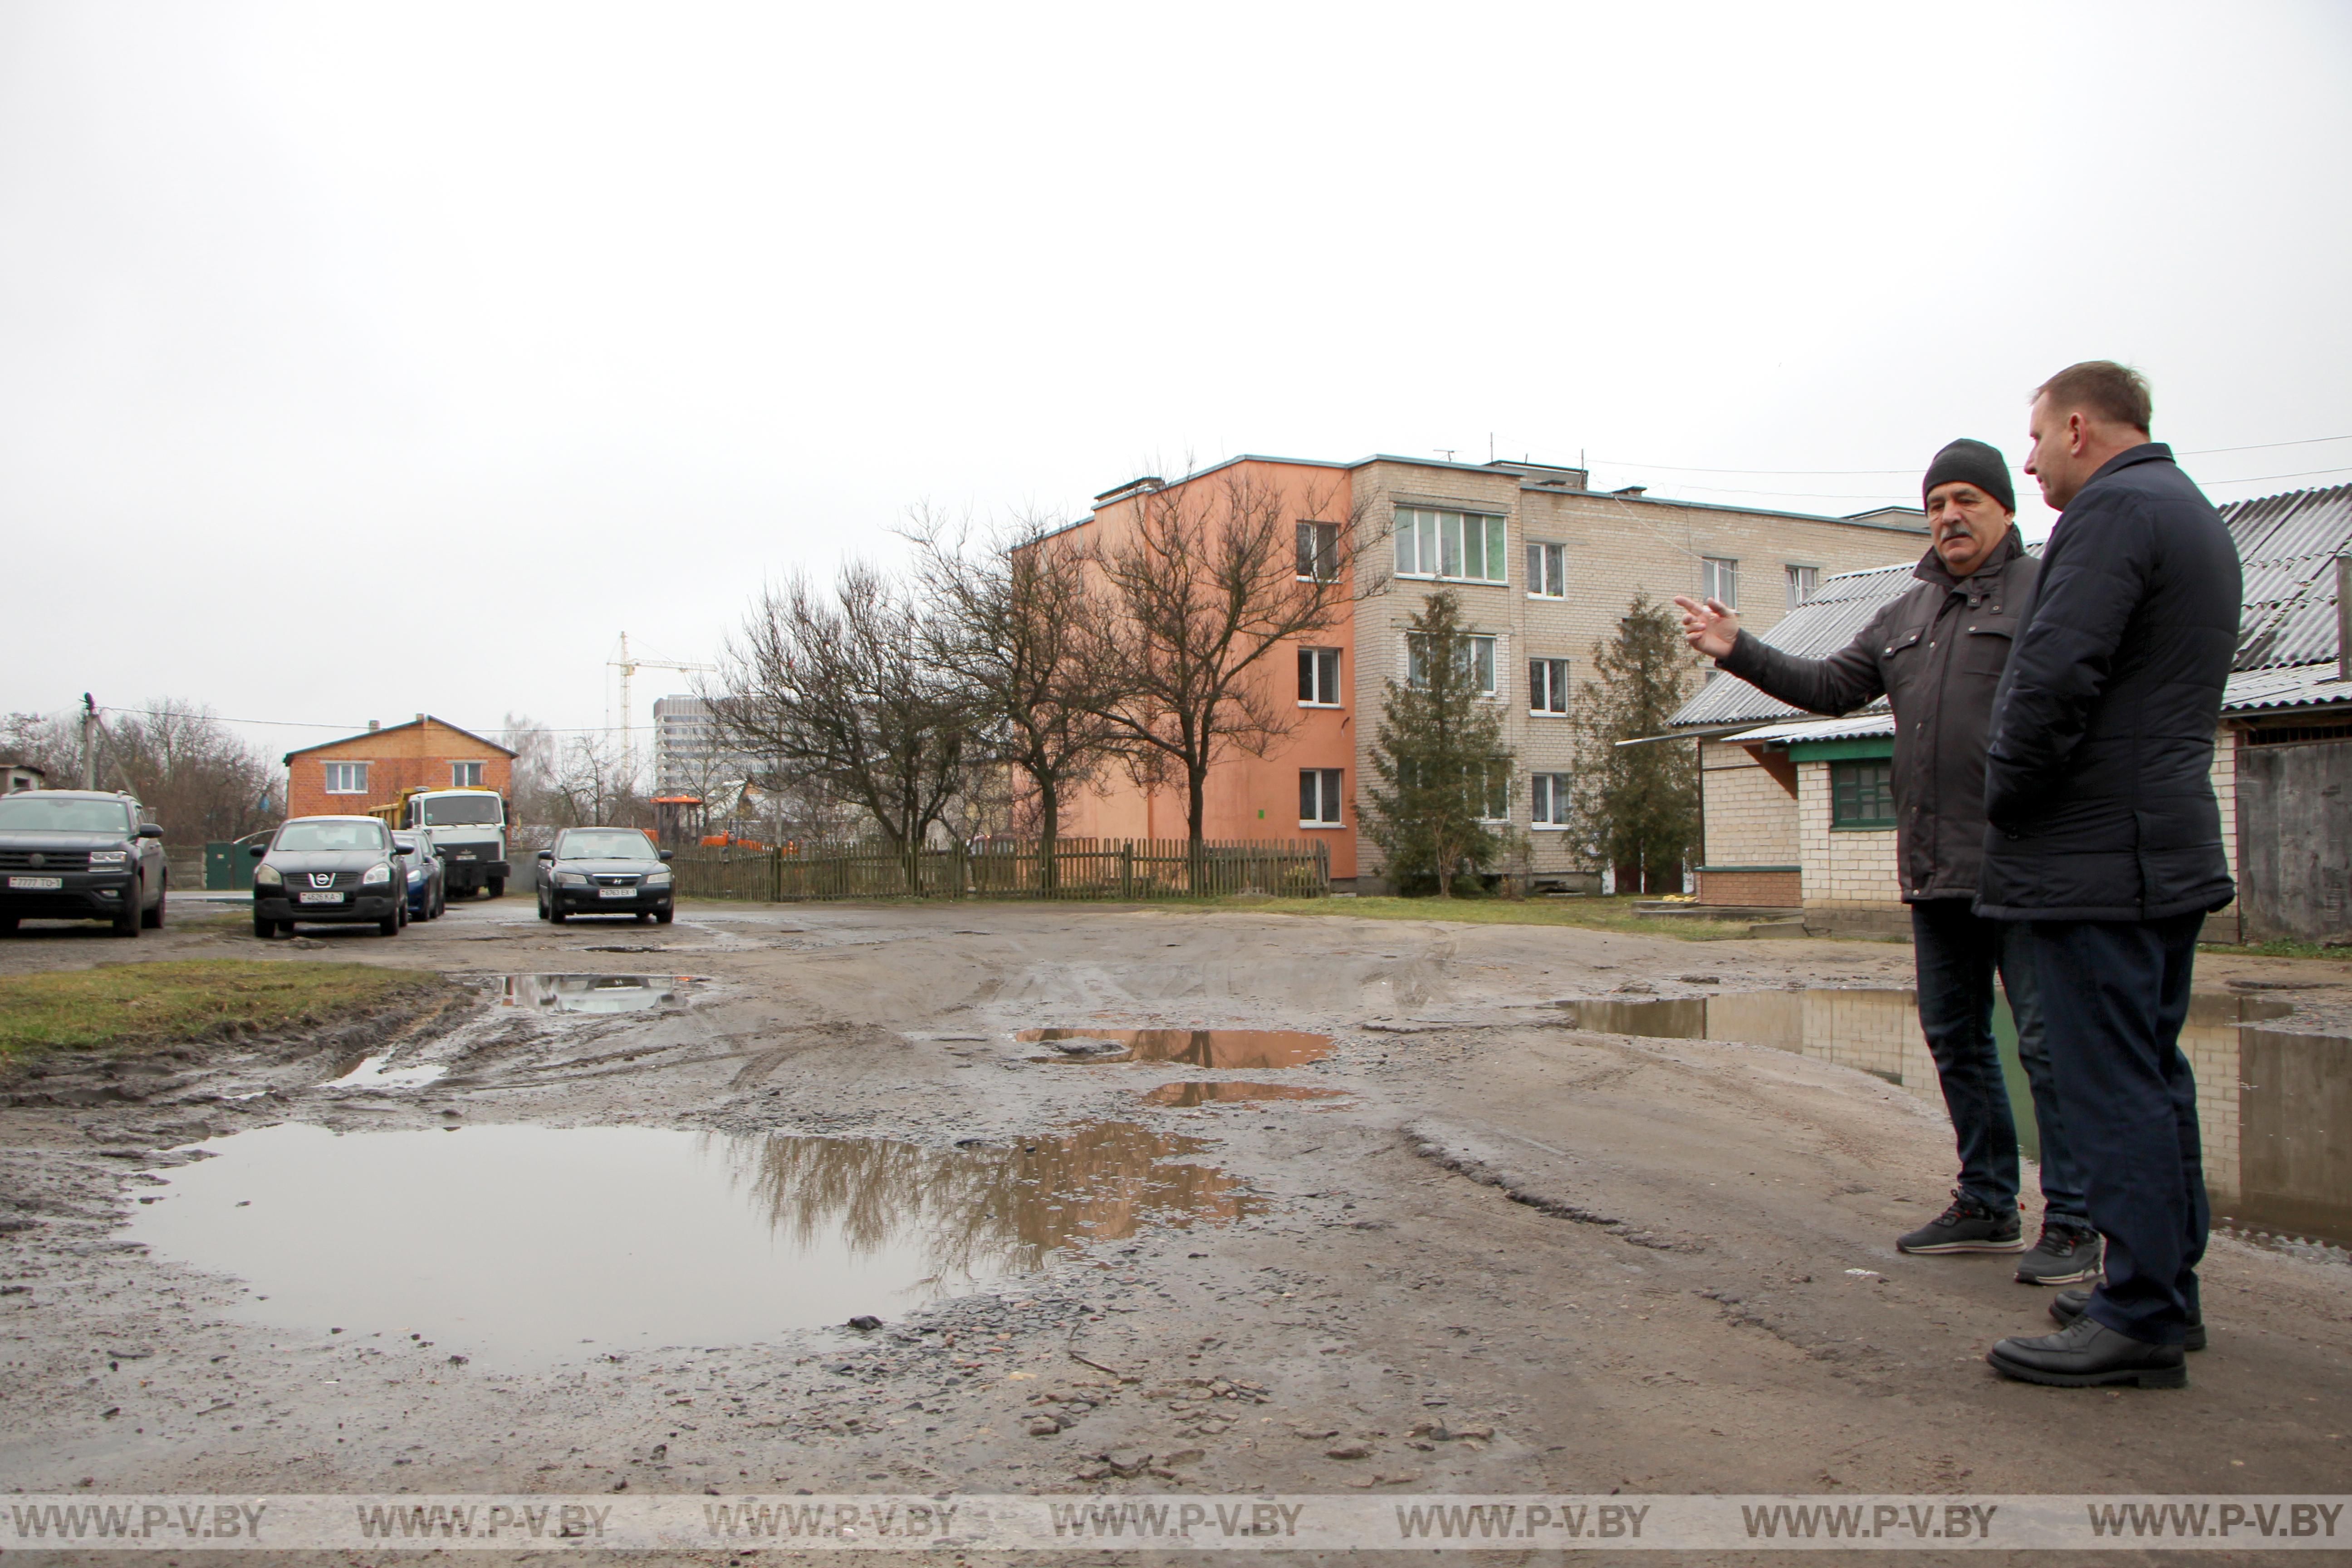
{"left": 2337, "top": 554, "right": 2349, "bottom": 685}
{"left": 1612, "top": 485, "right": 1648, "bottom": 498}
{"left": 415, "top": 713, "right": 425, "bottom": 723}
{"left": 367, "top": 719, "right": 380, "bottom": 732}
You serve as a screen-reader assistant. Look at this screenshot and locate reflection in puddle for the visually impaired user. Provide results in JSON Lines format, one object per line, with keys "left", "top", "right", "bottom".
{"left": 1018, "top": 1028, "right": 1333, "bottom": 1068}
{"left": 1140, "top": 1081, "right": 1352, "bottom": 1109}
{"left": 325, "top": 1054, "right": 448, "bottom": 1091}
{"left": 124, "top": 1121, "right": 1255, "bottom": 1366}
{"left": 499, "top": 974, "right": 693, "bottom": 1014}
{"left": 1559, "top": 989, "right": 2348, "bottom": 1247}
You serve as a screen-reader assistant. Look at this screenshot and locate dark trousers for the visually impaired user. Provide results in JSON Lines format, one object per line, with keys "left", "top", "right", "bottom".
{"left": 1911, "top": 899, "right": 2087, "bottom": 1224}
{"left": 2029, "top": 911, "right": 2208, "bottom": 1345}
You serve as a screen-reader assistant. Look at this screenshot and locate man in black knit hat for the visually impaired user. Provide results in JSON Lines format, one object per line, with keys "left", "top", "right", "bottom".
{"left": 1675, "top": 441, "right": 2099, "bottom": 1288}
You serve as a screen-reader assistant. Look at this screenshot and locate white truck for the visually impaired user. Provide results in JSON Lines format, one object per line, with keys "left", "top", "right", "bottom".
{"left": 372, "top": 788, "right": 510, "bottom": 898}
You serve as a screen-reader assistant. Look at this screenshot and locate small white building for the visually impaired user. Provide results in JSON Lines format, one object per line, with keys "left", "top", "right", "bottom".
{"left": 1668, "top": 484, "right": 2352, "bottom": 944}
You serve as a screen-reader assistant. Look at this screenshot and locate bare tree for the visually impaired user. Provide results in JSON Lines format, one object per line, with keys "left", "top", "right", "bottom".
{"left": 499, "top": 713, "right": 557, "bottom": 830}
{"left": 710, "top": 564, "right": 971, "bottom": 855}
{"left": 542, "top": 732, "right": 647, "bottom": 830}
{"left": 1085, "top": 469, "right": 1382, "bottom": 846}
{"left": 5, "top": 701, "right": 278, "bottom": 842}
{"left": 906, "top": 510, "right": 1126, "bottom": 885}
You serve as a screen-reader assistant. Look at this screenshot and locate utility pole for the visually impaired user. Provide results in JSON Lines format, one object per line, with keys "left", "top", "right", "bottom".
{"left": 80, "top": 694, "right": 98, "bottom": 790}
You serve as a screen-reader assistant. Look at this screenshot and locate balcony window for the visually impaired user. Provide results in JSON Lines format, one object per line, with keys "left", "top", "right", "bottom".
{"left": 1395, "top": 508, "right": 1508, "bottom": 584}
{"left": 1408, "top": 633, "right": 1498, "bottom": 697}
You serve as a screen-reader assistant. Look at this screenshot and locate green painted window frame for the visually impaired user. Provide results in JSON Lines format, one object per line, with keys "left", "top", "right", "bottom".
{"left": 1829, "top": 759, "right": 1896, "bottom": 830}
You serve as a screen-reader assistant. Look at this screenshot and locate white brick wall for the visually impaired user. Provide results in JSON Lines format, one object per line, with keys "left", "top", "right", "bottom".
{"left": 1700, "top": 741, "right": 1800, "bottom": 865}
{"left": 1796, "top": 757, "right": 1905, "bottom": 911}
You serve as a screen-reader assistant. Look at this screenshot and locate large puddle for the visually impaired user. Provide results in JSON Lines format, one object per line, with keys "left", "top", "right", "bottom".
{"left": 126, "top": 1122, "right": 1257, "bottom": 1366}
{"left": 1018, "top": 1028, "right": 1333, "bottom": 1068}
{"left": 499, "top": 974, "right": 694, "bottom": 1014}
{"left": 1561, "top": 990, "right": 2350, "bottom": 1247}
{"left": 1140, "top": 1082, "right": 1352, "bottom": 1109}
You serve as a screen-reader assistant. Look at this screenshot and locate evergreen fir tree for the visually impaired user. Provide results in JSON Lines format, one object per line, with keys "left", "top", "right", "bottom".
{"left": 1569, "top": 590, "right": 1701, "bottom": 893}
{"left": 1361, "top": 591, "right": 1515, "bottom": 897}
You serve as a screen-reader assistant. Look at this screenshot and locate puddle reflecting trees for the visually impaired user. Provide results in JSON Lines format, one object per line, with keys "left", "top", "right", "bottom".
{"left": 1558, "top": 989, "right": 2349, "bottom": 1246}
{"left": 1017, "top": 1028, "right": 1333, "bottom": 1068}
{"left": 498, "top": 975, "right": 693, "bottom": 1014}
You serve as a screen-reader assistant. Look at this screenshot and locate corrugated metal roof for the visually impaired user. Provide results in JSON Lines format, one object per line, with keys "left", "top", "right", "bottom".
{"left": 2222, "top": 663, "right": 2352, "bottom": 713}
{"left": 1721, "top": 712, "right": 1898, "bottom": 745}
{"left": 2227, "top": 483, "right": 2351, "bottom": 671}
{"left": 1671, "top": 484, "right": 2350, "bottom": 730}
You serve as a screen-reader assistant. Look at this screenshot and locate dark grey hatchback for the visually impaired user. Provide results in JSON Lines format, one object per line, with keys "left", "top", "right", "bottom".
{"left": 536, "top": 827, "right": 674, "bottom": 924}
{"left": 252, "top": 815, "right": 406, "bottom": 938}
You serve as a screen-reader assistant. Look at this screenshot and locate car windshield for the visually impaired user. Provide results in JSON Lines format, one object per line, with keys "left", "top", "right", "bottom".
{"left": 420, "top": 795, "right": 502, "bottom": 826}
{"left": 274, "top": 820, "right": 387, "bottom": 854}
{"left": 0, "top": 797, "right": 134, "bottom": 833}
{"left": 560, "top": 830, "right": 656, "bottom": 860}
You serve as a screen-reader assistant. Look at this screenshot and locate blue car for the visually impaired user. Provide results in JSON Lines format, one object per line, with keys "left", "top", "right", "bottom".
{"left": 392, "top": 829, "right": 446, "bottom": 920}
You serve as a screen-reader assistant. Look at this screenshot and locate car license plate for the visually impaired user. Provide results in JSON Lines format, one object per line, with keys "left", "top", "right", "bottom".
{"left": 598, "top": 887, "right": 636, "bottom": 899}
{"left": 298, "top": 891, "right": 345, "bottom": 904}
{"left": 7, "top": 876, "right": 62, "bottom": 890}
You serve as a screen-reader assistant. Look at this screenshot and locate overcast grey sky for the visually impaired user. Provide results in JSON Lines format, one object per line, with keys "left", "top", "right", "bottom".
{"left": 5, "top": 2, "right": 2347, "bottom": 764}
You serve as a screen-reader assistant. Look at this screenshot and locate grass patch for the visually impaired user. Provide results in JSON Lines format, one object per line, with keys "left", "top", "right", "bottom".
{"left": 0, "top": 960, "right": 445, "bottom": 1062}
{"left": 2199, "top": 939, "right": 2352, "bottom": 964}
{"left": 1187, "top": 893, "right": 1762, "bottom": 940}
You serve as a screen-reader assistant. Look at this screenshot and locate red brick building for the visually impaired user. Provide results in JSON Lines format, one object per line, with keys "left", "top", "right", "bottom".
{"left": 282, "top": 716, "right": 516, "bottom": 820}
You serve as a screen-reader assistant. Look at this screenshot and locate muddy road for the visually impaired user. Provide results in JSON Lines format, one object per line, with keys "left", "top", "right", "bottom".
{"left": 1, "top": 896, "right": 2348, "bottom": 1556}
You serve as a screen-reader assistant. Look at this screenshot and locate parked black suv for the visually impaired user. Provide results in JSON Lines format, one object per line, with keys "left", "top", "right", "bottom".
{"left": 0, "top": 790, "right": 167, "bottom": 936}
{"left": 251, "top": 815, "right": 407, "bottom": 938}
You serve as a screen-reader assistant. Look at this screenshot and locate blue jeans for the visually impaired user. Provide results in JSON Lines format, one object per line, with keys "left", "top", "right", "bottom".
{"left": 2029, "top": 912, "right": 2208, "bottom": 1345}
{"left": 1911, "top": 899, "right": 2088, "bottom": 1226}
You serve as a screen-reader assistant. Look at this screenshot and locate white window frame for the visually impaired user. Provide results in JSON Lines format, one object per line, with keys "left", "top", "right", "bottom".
{"left": 1299, "top": 768, "right": 1345, "bottom": 828}
{"left": 1407, "top": 632, "right": 1500, "bottom": 699}
{"left": 1470, "top": 761, "right": 1510, "bottom": 823}
{"left": 1525, "top": 541, "right": 1566, "bottom": 598}
{"left": 1296, "top": 520, "right": 1339, "bottom": 582}
{"left": 1394, "top": 508, "right": 1509, "bottom": 585}
{"left": 1700, "top": 555, "right": 1739, "bottom": 608}
{"left": 323, "top": 761, "right": 369, "bottom": 794}
{"left": 1297, "top": 646, "right": 1343, "bottom": 707}
{"left": 1528, "top": 657, "right": 1569, "bottom": 715}
{"left": 450, "top": 760, "right": 485, "bottom": 788}
{"left": 1531, "top": 771, "right": 1572, "bottom": 828}
{"left": 1785, "top": 564, "right": 1819, "bottom": 608}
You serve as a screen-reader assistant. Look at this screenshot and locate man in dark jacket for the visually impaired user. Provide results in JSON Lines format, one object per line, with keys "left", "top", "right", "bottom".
{"left": 1977, "top": 362, "right": 2240, "bottom": 1391}
{"left": 1675, "top": 440, "right": 2097, "bottom": 1286}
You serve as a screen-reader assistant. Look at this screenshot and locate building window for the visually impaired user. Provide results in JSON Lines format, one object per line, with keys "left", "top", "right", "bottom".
{"left": 1299, "top": 769, "right": 1344, "bottom": 827}
{"left": 1408, "top": 633, "right": 1498, "bottom": 697}
{"left": 1700, "top": 556, "right": 1739, "bottom": 608}
{"left": 1296, "top": 521, "right": 1339, "bottom": 582}
{"left": 1525, "top": 541, "right": 1566, "bottom": 598}
{"left": 1786, "top": 564, "right": 1819, "bottom": 608}
{"left": 323, "top": 762, "right": 369, "bottom": 794}
{"left": 1470, "top": 761, "right": 1509, "bottom": 822}
{"left": 1395, "top": 508, "right": 1508, "bottom": 584}
{"left": 1298, "top": 647, "right": 1343, "bottom": 706}
{"left": 451, "top": 761, "right": 485, "bottom": 788}
{"left": 1531, "top": 771, "right": 1572, "bottom": 826}
{"left": 1528, "top": 657, "right": 1570, "bottom": 715}
{"left": 1831, "top": 759, "right": 1896, "bottom": 828}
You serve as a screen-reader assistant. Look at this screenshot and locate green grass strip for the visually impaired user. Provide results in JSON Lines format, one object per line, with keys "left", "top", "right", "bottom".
{"left": 0, "top": 960, "right": 444, "bottom": 1061}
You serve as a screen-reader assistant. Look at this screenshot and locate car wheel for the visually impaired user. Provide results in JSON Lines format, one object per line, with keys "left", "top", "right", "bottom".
{"left": 0, "top": 915, "right": 19, "bottom": 933}
{"left": 536, "top": 890, "right": 549, "bottom": 920}
{"left": 655, "top": 906, "right": 673, "bottom": 925}
{"left": 549, "top": 897, "right": 568, "bottom": 924}
{"left": 379, "top": 907, "right": 401, "bottom": 936}
{"left": 636, "top": 911, "right": 652, "bottom": 924}
{"left": 486, "top": 877, "right": 505, "bottom": 899}
{"left": 112, "top": 878, "right": 142, "bottom": 938}
{"left": 253, "top": 912, "right": 278, "bottom": 939}
{"left": 143, "top": 875, "right": 167, "bottom": 930}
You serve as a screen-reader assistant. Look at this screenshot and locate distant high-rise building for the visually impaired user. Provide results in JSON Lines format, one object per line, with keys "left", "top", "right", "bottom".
{"left": 652, "top": 696, "right": 747, "bottom": 796}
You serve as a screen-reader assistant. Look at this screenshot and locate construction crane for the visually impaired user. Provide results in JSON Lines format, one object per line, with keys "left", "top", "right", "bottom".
{"left": 608, "top": 632, "right": 716, "bottom": 792}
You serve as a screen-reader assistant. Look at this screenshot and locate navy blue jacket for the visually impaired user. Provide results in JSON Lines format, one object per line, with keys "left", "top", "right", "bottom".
{"left": 1976, "top": 445, "right": 2239, "bottom": 921}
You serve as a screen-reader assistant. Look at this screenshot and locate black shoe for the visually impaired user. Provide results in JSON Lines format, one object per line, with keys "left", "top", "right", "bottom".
{"left": 2015, "top": 1223, "right": 2103, "bottom": 1285}
{"left": 2050, "top": 1288, "right": 2205, "bottom": 1352}
{"left": 1897, "top": 1190, "right": 2025, "bottom": 1254}
{"left": 1987, "top": 1315, "right": 2186, "bottom": 1388}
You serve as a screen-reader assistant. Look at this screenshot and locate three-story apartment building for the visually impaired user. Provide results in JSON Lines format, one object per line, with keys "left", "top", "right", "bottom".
{"left": 1059, "top": 452, "right": 1927, "bottom": 889}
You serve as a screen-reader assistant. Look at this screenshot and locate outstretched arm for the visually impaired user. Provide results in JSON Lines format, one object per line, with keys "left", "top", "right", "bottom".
{"left": 1675, "top": 593, "right": 1889, "bottom": 717}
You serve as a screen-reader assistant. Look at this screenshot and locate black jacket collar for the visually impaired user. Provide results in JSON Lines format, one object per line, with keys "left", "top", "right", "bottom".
{"left": 2086, "top": 441, "right": 2173, "bottom": 487}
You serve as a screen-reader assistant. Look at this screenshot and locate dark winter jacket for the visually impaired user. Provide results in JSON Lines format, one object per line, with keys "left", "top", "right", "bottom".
{"left": 1976, "top": 444, "right": 2240, "bottom": 922}
{"left": 1716, "top": 528, "right": 2035, "bottom": 902}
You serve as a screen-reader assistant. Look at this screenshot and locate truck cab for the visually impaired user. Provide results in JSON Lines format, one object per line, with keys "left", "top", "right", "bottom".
{"left": 397, "top": 789, "right": 509, "bottom": 898}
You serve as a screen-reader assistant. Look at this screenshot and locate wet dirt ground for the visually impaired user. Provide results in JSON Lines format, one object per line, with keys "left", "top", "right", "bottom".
{"left": 2, "top": 896, "right": 2349, "bottom": 1563}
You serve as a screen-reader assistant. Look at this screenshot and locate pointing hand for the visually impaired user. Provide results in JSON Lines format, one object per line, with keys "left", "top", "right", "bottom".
{"left": 1672, "top": 595, "right": 1739, "bottom": 661}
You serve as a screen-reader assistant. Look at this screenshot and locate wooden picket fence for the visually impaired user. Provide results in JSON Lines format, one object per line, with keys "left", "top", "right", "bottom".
{"left": 665, "top": 837, "right": 1329, "bottom": 903}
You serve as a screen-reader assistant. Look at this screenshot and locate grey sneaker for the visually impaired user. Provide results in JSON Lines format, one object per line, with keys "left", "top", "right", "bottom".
{"left": 1897, "top": 1190, "right": 2025, "bottom": 1254}
{"left": 2015, "top": 1223, "right": 2104, "bottom": 1285}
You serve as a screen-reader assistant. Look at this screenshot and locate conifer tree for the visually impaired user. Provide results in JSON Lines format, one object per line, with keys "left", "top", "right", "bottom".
{"left": 1360, "top": 591, "right": 1514, "bottom": 897}
{"left": 1570, "top": 591, "right": 1701, "bottom": 893}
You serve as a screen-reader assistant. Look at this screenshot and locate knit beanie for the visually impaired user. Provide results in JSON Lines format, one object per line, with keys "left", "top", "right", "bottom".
{"left": 1922, "top": 438, "right": 2015, "bottom": 513}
